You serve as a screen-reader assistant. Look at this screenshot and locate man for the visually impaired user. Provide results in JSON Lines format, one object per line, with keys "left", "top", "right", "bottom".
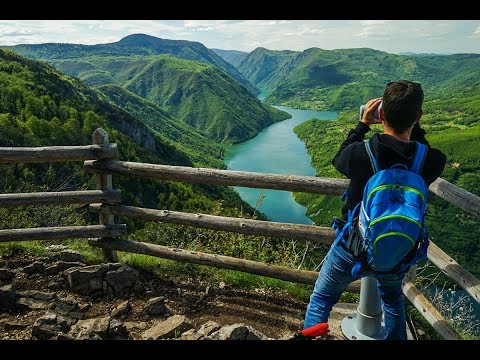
{"left": 303, "top": 80, "right": 446, "bottom": 339}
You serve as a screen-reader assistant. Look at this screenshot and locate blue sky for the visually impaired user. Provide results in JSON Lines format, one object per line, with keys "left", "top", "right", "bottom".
{"left": 1, "top": 20, "right": 479, "bottom": 54}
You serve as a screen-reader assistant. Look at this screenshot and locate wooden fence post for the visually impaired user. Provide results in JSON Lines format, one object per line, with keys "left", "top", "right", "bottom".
{"left": 92, "top": 128, "right": 118, "bottom": 262}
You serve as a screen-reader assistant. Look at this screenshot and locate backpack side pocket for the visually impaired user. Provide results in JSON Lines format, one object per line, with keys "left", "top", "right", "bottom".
{"left": 346, "top": 218, "right": 365, "bottom": 258}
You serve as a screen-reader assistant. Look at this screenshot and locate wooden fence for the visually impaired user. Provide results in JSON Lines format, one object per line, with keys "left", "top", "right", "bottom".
{"left": 1, "top": 128, "right": 479, "bottom": 340}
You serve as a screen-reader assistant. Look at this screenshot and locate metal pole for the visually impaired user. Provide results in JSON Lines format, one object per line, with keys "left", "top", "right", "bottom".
{"left": 341, "top": 276, "right": 387, "bottom": 340}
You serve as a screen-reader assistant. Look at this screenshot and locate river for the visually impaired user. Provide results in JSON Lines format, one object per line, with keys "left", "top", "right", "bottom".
{"left": 224, "top": 105, "right": 337, "bottom": 224}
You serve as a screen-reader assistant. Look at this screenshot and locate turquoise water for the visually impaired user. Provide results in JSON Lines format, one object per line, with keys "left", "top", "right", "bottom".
{"left": 224, "top": 105, "right": 337, "bottom": 224}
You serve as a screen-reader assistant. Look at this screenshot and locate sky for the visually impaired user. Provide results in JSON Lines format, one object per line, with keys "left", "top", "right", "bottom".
{"left": 1, "top": 20, "right": 480, "bottom": 54}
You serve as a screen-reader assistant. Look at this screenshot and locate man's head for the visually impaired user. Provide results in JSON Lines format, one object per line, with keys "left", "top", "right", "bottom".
{"left": 381, "top": 80, "right": 424, "bottom": 133}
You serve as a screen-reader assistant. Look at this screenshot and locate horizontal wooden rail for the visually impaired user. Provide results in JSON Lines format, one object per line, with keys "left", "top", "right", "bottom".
{"left": 0, "top": 224, "right": 127, "bottom": 242}
{"left": 89, "top": 204, "right": 335, "bottom": 244}
{"left": 0, "top": 190, "right": 121, "bottom": 207}
{"left": 0, "top": 144, "right": 118, "bottom": 163}
{"left": 88, "top": 237, "right": 361, "bottom": 293}
{"left": 429, "top": 177, "right": 480, "bottom": 218}
{"left": 403, "top": 281, "right": 462, "bottom": 340}
{"left": 427, "top": 241, "right": 480, "bottom": 304}
{"left": 89, "top": 204, "right": 479, "bottom": 303}
{"left": 84, "top": 160, "right": 480, "bottom": 218}
{"left": 84, "top": 160, "right": 349, "bottom": 195}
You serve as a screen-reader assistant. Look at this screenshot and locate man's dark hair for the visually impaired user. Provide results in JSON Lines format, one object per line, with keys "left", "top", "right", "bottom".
{"left": 382, "top": 80, "right": 424, "bottom": 133}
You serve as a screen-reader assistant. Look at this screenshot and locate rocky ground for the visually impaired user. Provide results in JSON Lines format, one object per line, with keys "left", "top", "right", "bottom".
{"left": 0, "top": 246, "right": 338, "bottom": 340}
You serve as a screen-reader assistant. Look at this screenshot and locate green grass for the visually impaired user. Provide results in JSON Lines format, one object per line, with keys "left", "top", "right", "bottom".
{"left": 0, "top": 241, "right": 48, "bottom": 258}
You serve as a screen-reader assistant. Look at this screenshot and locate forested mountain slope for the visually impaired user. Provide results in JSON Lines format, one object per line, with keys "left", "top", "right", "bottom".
{"left": 9, "top": 51, "right": 290, "bottom": 144}
{"left": 4, "top": 34, "right": 257, "bottom": 95}
{"left": 211, "top": 48, "right": 249, "bottom": 68}
{"left": 234, "top": 47, "right": 480, "bottom": 113}
{"left": 0, "top": 49, "right": 253, "bottom": 232}
{"left": 97, "top": 84, "right": 225, "bottom": 168}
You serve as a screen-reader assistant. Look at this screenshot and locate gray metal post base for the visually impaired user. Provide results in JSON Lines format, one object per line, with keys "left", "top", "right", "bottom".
{"left": 341, "top": 276, "right": 387, "bottom": 340}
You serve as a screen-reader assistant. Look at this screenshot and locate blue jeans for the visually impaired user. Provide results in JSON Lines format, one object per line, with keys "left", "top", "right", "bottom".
{"left": 303, "top": 241, "right": 407, "bottom": 340}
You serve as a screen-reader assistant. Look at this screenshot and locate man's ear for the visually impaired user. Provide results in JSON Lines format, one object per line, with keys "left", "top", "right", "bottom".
{"left": 415, "top": 109, "right": 423, "bottom": 123}
{"left": 379, "top": 107, "right": 385, "bottom": 122}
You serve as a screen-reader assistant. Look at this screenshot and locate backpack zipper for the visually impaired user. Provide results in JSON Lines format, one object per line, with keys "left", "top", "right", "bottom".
{"left": 373, "top": 231, "right": 415, "bottom": 255}
{"left": 369, "top": 214, "right": 421, "bottom": 228}
{"left": 367, "top": 184, "right": 425, "bottom": 202}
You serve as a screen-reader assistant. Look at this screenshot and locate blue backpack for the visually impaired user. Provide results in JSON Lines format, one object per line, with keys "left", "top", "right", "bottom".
{"left": 335, "top": 139, "right": 430, "bottom": 277}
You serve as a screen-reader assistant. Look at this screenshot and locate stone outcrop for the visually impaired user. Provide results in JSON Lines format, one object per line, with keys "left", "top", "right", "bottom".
{"left": 64, "top": 263, "right": 139, "bottom": 296}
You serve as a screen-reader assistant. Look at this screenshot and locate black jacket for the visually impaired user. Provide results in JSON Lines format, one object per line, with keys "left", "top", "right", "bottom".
{"left": 332, "top": 122, "right": 447, "bottom": 220}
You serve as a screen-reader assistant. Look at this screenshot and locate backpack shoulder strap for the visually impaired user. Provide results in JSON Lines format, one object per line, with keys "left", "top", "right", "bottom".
{"left": 364, "top": 139, "right": 379, "bottom": 174}
{"left": 410, "top": 142, "right": 428, "bottom": 174}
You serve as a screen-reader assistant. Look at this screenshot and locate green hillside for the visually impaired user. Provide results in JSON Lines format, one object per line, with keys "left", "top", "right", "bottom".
{"left": 97, "top": 84, "right": 225, "bottom": 168}
{"left": 236, "top": 47, "right": 299, "bottom": 94}
{"left": 233, "top": 47, "right": 480, "bottom": 112}
{"left": 22, "top": 53, "right": 289, "bottom": 144}
{"left": 3, "top": 33, "right": 257, "bottom": 96}
{"left": 118, "top": 55, "right": 290, "bottom": 143}
{"left": 0, "top": 49, "right": 254, "bottom": 232}
{"left": 211, "top": 48, "right": 249, "bottom": 68}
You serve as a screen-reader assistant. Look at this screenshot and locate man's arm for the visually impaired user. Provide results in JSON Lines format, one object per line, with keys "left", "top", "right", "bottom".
{"left": 332, "top": 97, "right": 379, "bottom": 177}
{"left": 332, "top": 122, "right": 370, "bottom": 177}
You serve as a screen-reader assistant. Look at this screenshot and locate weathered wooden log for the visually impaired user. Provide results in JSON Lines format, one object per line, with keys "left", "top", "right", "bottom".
{"left": 429, "top": 177, "right": 480, "bottom": 218}
{"left": 89, "top": 204, "right": 336, "bottom": 244}
{"left": 89, "top": 204, "right": 479, "bottom": 305}
{"left": 0, "top": 144, "right": 118, "bottom": 163}
{"left": 0, "top": 224, "right": 127, "bottom": 242}
{"left": 88, "top": 237, "right": 361, "bottom": 293}
{"left": 0, "top": 190, "right": 121, "bottom": 207}
{"left": 402, "top": 281, "right": 463, "bottom": 340}
{"left": 92, "top": 128, "right": 118, "bottom": 262}
{"left": 427, "top": 241, "right": 480, "bottom": 304}
{"left": 84, "top": 160, "right": 480, "bottom": 218}
{"left": 83, "top": 160, "right": 350, "bottom": 195}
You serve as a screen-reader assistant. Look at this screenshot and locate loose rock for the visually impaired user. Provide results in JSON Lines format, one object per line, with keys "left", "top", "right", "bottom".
{"left": 0, "top": 284, "right": 16, "bottom": 310}
{"left": 31, "top": 312, "right": 76, "bottom": 340}
{"left": 142, "top": 315, "right": 194, "bottom": 340}
{"left": 111, "top": 300, "right": 132, "bottom": 318}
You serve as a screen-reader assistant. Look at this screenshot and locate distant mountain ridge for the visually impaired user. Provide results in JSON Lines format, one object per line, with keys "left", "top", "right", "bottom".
{"left": 231, "top": 46, "right": 480, "bottom": 111}
{"left": 3, "top": 35, "right": 291, "bottom": 144}
{"left": 211, "top": 48, "right": 249, "bottom": 68}
{"left": 2, "top": 33, "right": 258, "bottom": 95}
{"left": 119, "top": 55, "right": 289, "bottom": 143}
{"left": 42, "top": 54, "right": 290, "bottom": 144}
{"left": 235, "top": 47, "right": 299, "bottom": 93}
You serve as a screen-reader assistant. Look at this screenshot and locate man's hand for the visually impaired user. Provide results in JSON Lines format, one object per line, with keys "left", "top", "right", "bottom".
{"left": 361, "top": 98, "right": 382, "bottom": 125}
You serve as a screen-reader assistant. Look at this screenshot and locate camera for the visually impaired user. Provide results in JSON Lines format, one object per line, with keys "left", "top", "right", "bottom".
{"left": 359, "top": 101, "right": 382, "bottom": 122}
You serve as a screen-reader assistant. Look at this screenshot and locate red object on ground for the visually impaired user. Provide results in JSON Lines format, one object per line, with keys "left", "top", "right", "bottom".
{"left": 298, "top": 322, "right": 330, "bottom": 337}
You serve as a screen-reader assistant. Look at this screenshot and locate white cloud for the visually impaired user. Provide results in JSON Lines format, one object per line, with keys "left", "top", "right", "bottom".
{"left": 361, "top": 20, "right": 389, "bottom": 26}
{"left": 183, "top": 20, "right": 229, "bottom": 29}
{"left": 0, "top": 20, "right": 479, "bottom": 54}
{"left": 356, "top": 20, "right": 392, "bottom": 38}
